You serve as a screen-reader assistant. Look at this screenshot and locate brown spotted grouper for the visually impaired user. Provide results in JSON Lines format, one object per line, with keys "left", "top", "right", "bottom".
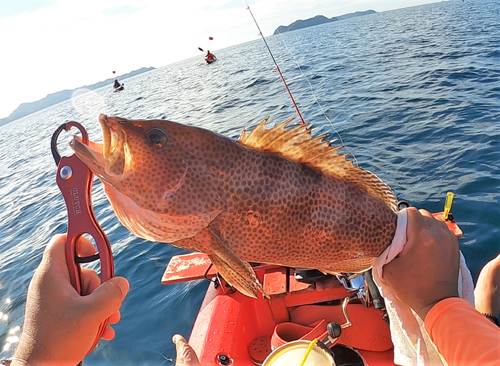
{"left": 70, "top": 114, "right": 398, "bottom": 298}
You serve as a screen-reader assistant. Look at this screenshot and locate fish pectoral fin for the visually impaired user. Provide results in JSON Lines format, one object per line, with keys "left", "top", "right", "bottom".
{"left": 208, "top": 231, "right": 267, "bottom": 299}
{"left": 207, "top": 252, "right": 266, "bottom": 299}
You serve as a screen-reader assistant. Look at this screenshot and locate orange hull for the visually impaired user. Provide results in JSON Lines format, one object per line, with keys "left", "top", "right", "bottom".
{"left": 163, "top": 253, "right": 396, "bottom": 365}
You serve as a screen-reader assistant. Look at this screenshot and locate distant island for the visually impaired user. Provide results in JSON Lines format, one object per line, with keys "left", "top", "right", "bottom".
{"left": 0, "top": 67, "right": 155, "bottom": 127}
{"left": 273, "top": 10, "right": 376, "bottom": 35}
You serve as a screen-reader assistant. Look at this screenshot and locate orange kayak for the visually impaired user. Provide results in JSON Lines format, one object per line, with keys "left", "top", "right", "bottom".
{"left": 162, "top": 253, "right": 396, "bottom": 365}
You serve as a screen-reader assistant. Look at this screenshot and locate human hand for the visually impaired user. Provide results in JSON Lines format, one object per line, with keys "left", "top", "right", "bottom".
{"left": 382, "top": 207, "right": 460, "bottom": 320}
{"left": 12, "top": 234, "right": 129, "bottom": 366}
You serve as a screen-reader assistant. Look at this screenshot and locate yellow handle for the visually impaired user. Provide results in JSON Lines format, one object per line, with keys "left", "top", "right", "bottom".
{"left": 443, "top": 192, "right": 454, "bottom": 221}
{"left": 299, "top": 339, "right": 318, "bottom": 366}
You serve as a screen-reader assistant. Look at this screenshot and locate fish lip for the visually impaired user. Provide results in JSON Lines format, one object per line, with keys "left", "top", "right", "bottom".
{"left": 98, "top": 114, "right": 111, "bottom": 159}
{"left": 69, "top": 113, "right": 123, "bottom": 179}
{"left": 103, "top": 115, "right": 127, "bottom": 175}
{"left": 69, "top": 135, "right": 106, "bottom": 175}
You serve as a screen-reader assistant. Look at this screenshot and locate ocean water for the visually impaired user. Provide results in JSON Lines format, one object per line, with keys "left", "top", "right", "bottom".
{"left": 0, "top": 0, "right": 499, "bottom": 364}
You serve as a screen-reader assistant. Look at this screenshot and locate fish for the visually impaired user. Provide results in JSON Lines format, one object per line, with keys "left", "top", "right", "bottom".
{"left": 70, "top": 114, "right": 398, "bottom": 298}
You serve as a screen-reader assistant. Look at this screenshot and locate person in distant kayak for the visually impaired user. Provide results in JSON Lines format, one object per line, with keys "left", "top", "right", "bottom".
{"left": 4, "top": 208, "right": 500, "bottom": 365}
{"left": 113, "top": 79, "right": 122, "bottom": 89}
{"left": 205, "top": 50, "right": 216, "bottom": 63}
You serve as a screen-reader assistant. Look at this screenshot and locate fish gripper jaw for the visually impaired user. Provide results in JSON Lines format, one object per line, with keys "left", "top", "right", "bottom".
{"left": 51, "top": 122, "right": 114, "bottom": 358}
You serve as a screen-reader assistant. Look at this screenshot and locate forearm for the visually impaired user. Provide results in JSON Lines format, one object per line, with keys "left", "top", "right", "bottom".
{"left": 425, "top": 298, "right": 500, "bottom": 365}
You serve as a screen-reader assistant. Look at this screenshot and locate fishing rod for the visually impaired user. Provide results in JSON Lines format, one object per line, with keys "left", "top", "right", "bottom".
{"left": 244, "top": 0, "right": 359, "bottom": 165}
{"left": 244, "top": 0, "right": 305, "bottom": 124}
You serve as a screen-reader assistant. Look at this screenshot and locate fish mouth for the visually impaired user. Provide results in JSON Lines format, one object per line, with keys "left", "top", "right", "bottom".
{"left": 69, "top": 114, "right": 126, "bottom": 178}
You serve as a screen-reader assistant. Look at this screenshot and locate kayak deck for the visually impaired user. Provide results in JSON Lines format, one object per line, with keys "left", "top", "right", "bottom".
{"left": 163, "top": 253, "right": 395, "bottom": 365}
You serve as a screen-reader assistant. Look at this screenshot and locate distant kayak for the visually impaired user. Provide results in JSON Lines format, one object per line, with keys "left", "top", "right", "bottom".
{"left": 205, "top": 51, "right": 217, "bottom": 64}
{"left": 113, "top": 78, "right": 124, "bottom": 92}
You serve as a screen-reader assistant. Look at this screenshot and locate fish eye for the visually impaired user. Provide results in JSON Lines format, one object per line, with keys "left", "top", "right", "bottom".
{"left": 146, "top": 128, "right": 168, "bottom": 148}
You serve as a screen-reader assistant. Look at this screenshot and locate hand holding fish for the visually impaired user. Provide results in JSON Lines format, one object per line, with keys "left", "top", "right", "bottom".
{"left": 382, "top": 207, "right": 460, "bottom": 320}
{"left": 11, "top": 235, "right": 129, "bottom": 366}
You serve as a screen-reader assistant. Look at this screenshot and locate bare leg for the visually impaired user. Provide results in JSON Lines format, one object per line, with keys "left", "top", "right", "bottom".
{"left": 173, "top": 334, "right": 201, "bottom": 366}
{"left": 474, "top": 254, "right": 500, "bottom": 323}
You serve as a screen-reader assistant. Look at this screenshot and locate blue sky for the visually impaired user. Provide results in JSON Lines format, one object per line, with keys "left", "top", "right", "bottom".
{"left": 0, "top": 0, "right": 441, "bottom": 119}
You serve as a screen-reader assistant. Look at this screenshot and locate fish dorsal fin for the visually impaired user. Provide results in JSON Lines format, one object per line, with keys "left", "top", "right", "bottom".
{"left": 239, "top": 118, "right": 398, "bottom": 212}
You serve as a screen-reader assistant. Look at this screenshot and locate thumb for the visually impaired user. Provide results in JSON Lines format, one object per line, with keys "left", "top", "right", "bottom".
{"left": 172, "top": 334, "right": 201, "bottom": 366}
{"left": 83, "top": 277, "right": 129, "bottom": 320}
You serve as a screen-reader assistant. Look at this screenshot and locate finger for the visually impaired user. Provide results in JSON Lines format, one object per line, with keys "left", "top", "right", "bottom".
{"left": 82, "top": 277, "right": 129, "bottom": 320}
{"left": 101, "top": 324, "right": 116, "bottom": 341}
{"left": 40, "top": 234, "right": 73, "bottom": 279}
{"left": 418, "top": 209, "right": 433, "bottom": 218}
{"left": 81, "top": 267, "right": 101, "bottom": 295}
{"left": 400, "top": 208, "right": 425, "bottom": 255}
{"left": 108, "top": 310, "right": 121, "bottom": 325}
{"left": 44, "top": 234, "right": 97, "bottom": 264}
{"left": 100, "top": 312, "right": 122, "bottom": 341}
{"left": 412, "top": 208, "right": 447, "bottom": 232}
{"left": 435, "top": 217, "right": 452, "bottom": 232}
{"left": 76, "top": 235, "right": 99, "bottom": 257}
{"left": 43, "top": 233, "right": 68, "bottom": 262}
{"left": 422, "top": 212, "right": 451, "bottom": 233}
{"left": 43, "top": 234, "right": 98, "bottom": 279}
{"left": 418, "top": 209, "right": 439, "bottom": 229}
{"left": 172, "top": 334, "right": 187, "bottom": 345}
{"left": 173, "top": 335, "right": 201, "bottom": 366}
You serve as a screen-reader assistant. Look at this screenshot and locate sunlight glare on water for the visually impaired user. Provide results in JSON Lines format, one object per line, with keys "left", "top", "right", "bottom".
{"left": 72, "top": 88, "right": 109, "bottom": 120}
